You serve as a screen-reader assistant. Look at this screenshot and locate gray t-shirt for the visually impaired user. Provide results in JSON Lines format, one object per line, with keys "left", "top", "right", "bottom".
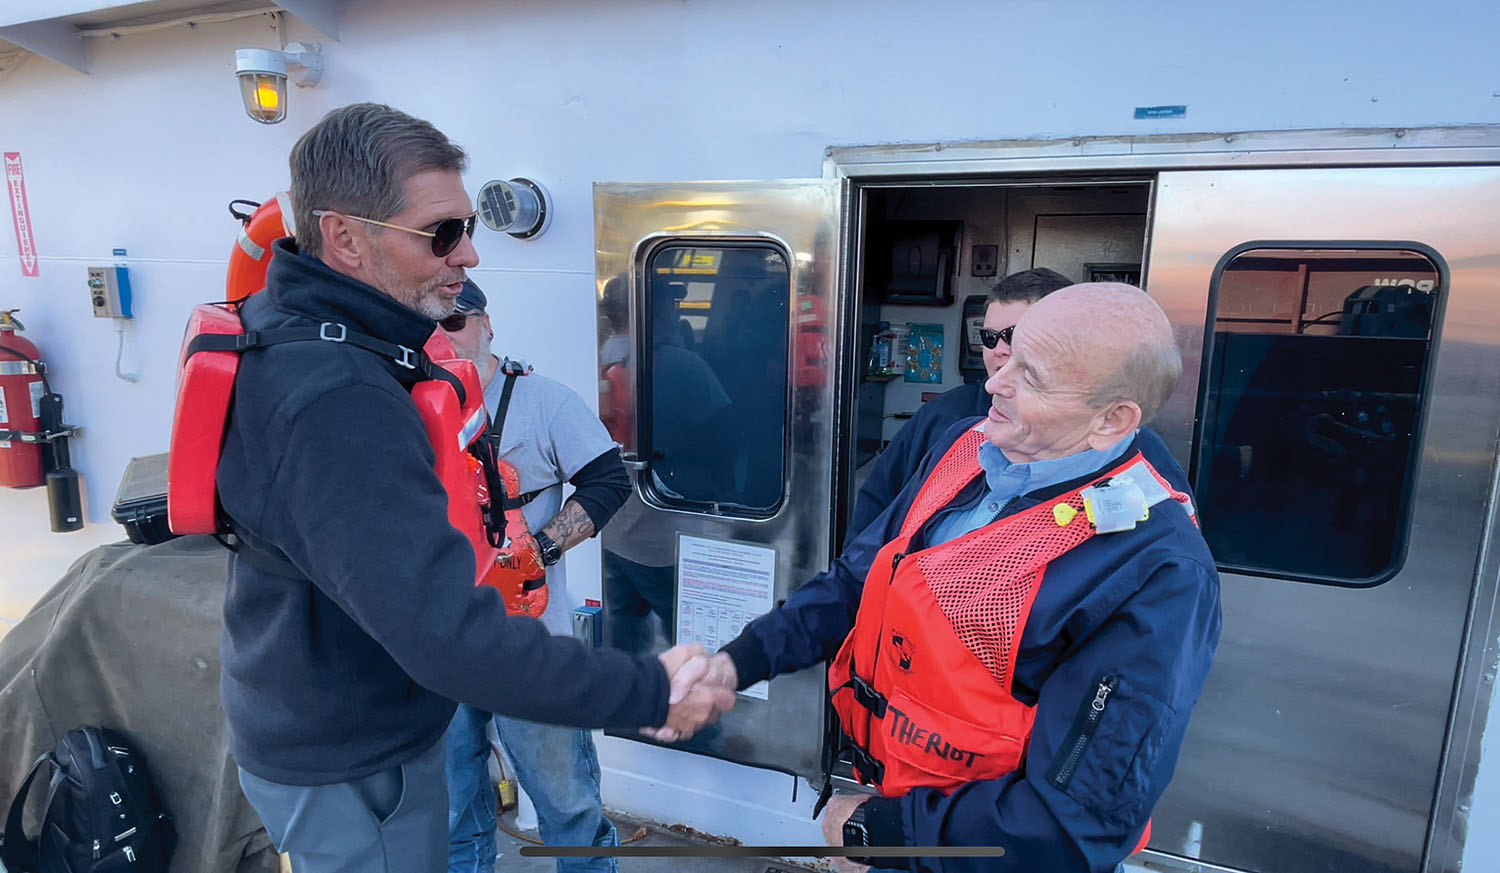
{"left": 485, "top": 362, "right": 617, "bottom": 636}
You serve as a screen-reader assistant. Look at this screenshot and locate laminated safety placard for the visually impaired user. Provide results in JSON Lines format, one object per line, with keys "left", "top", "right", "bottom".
{"left": 676, "top": 534, "right": 774, "bottom": 699}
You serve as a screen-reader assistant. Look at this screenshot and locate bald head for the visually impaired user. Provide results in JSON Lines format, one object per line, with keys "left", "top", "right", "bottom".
{"left": 1023, "top": 283, "right": 1180, "bottom": 422}
{"left": 983, "top": 283, "right": 1179, "bottom": 462}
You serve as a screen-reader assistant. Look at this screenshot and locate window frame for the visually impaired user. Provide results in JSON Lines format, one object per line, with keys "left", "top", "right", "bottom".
{"left": 1191, "top": 239, "right": 1450, "bottom": 588}
{"left": 636, "top": 237, "right": 795, "bottom": 519}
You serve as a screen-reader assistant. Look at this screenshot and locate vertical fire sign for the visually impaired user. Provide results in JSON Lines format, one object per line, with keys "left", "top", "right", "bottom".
{"left": 4, "top": 152, "right": 39, "bottom": 278}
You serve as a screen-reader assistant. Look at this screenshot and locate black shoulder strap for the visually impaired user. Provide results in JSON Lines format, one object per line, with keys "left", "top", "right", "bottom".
{"left": 492, "top": 371, "right": 520, "bottom": 445}
{"left": 1, "top": 752, "right": 53, "bottom": 872}
{"left": 224, "top": 529, "right": 304, "bottom": 579}
{"left": 187, "top": 323, "right": 466, "bottom": 406}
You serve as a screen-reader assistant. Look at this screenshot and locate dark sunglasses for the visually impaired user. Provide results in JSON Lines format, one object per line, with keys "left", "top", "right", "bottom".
{"left": 438, "top": 311, "right": 478, "bottom": 332}
{"left": 312, "top": 209, "right": 478, "bottom": 257}
{"left": 978, "top": 325, "right": 1016, "bottom": 349}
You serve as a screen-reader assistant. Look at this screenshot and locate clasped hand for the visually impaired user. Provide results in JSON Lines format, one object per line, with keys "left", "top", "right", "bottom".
{"left": 641, "top": 644, "right": 739, "bottom": 742}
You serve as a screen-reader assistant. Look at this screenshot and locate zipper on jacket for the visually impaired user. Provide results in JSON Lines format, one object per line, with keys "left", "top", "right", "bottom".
{"left": 889, "top": 551, "right": 907, "bottom": 574}
{"left": 1049, "top": 675, "right": 1119, "bottom": 790}
{"left": 92, "top": 838, "right": 101, "bottom": 860}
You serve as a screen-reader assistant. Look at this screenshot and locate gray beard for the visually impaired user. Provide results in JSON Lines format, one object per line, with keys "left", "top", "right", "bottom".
{"left": 410, "top": 292, "right": 455, "bottom": 320}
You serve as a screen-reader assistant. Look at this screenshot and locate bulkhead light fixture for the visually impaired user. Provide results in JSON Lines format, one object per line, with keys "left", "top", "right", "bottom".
{"left": 234, "top": 42, "right": 323, "bottom": 124}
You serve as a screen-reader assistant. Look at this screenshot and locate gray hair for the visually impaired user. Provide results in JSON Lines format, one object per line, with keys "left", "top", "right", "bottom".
{"left": 289, "top": 103, "right": 467, "bottom": 258}
{"left": 1091, "top": 328, "right": 1182, "bottom": 423}
{"left": 987, "top": 267, "right": 1072, "bottom": 306}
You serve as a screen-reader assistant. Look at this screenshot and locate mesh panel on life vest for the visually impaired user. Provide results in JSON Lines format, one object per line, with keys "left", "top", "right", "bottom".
{"left": 900, "top": 429, "right": 988, "bottom": 538}
{"left": 916, "top": 493, "right": 1094, "bottom": 688}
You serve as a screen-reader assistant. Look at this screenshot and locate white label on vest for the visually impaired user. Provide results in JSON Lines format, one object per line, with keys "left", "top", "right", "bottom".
{"left": 1082, "top": 480, "right": 1149, "bottom": 534}
{"left": 1107, "top": 462, "right": 1170, "bottom": 508}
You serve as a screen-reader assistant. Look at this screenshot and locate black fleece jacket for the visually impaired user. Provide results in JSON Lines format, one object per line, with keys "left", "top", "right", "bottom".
{"left": 217, "top": 241, "right": 669, "bottom": 785}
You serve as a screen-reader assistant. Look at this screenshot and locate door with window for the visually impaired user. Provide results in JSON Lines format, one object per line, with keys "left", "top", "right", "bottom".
{"left": 593, "top": 180, "right": 843, "bottom": 777}
{"left": 1145, "top": 167, "right": 1500, "bottom": 873}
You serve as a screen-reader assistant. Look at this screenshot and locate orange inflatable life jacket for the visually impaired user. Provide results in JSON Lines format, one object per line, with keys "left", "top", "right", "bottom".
{"left": 166, "top": 302, "right": 503, "bottom": 584}
{"left": 828, "top": 426, "right": 1191, "bottom": 854}
{"left": 476, "top": 359, "right": 550, "bottom": 619}
{"left": 225, "top": 195, "right": 295, "bottom": 304}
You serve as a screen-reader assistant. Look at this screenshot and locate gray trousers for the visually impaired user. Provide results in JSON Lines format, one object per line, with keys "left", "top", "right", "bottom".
{"left": 238, "top": 737, "right": 448, "bottom": 873}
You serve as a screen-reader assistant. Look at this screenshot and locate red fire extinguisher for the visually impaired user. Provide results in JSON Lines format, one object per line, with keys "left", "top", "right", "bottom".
{"left": 0, "top": 309, "right": 83, "bottom": 531}
{"left": 0, "top": 309, "right": 45, "bottom": 488}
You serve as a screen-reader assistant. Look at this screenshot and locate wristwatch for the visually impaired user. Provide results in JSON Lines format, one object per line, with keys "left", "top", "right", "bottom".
{"left": 533, "top": 531, "right": 563, "bottom": 567}
{"left": 842, "top": 801, "right": 873, "bottom": 864}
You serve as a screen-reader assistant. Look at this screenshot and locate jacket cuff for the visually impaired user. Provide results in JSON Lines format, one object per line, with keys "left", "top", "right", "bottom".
{"left": 858, "top": 796, "right": 907, "bottom": 868}
{"left": 720, "top": 631, "right": 771, "bottom": 691}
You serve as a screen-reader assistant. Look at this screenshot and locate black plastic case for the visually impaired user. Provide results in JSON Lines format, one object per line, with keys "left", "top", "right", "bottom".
{"left": 111, "top": 453, "right": 177, "bottom": 545}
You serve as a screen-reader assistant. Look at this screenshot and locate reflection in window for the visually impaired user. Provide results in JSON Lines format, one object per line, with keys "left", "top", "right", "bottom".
{"left": 644, "top": 244, "right": 789, "bottom": 514}
{"left": 1196, "top": 247, "right": 1441, "bottom": 584}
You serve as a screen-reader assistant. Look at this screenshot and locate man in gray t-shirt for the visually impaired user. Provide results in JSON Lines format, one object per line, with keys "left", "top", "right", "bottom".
{"left": 438, "top": 280, "right": 631, "bottom": 873}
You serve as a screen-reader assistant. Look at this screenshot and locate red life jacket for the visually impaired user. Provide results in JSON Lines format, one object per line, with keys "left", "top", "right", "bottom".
{"left": 166, "top": 302, "right": 503, "bottom": 583}
{"left": 828, "top": 426, "right": 1191, "bottom": 852}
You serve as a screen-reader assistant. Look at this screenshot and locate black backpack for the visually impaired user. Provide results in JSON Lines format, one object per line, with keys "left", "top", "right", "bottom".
{"left": 1, "top": 726, "right": 176, "bottom": 873}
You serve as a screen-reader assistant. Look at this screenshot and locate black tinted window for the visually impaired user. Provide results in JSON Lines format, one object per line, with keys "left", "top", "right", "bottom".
{"left": 1196, "top": 247, "right": 1441, "bottom": 584}
{"left": 643, "top": 244, "right": 789, "bottom": 514}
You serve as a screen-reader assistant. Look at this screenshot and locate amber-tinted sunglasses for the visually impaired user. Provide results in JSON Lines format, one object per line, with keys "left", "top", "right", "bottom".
{"left": 978, "top": 325, "right": 1016, "bottom": 349}
{"left": 312, "top": 209, "right": 478, "bottom": 257}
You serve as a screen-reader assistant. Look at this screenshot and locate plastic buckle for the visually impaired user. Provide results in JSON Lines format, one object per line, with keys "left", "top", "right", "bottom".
{"left": 850, "top": 673, "right": 888, "bottom": 718}
{"left": 319, "top": 323, "right": 347, "bottom": 343}
{"left": 394, "top": 345, "right": 418, "bottom": 370}
{"left": 848, "top": 744, "right": 885, "bottom": 785}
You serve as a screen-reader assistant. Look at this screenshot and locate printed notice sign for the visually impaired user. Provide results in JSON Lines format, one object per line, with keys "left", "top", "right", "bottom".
{"left": 676, "top": 534, "right": 775, "bottom": 700}
{"left": 4, "top": 153, "right": 38, "bottom": 278}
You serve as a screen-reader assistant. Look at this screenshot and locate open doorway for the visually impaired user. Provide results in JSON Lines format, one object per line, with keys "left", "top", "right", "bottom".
{"left": 839, "top": 179, "right": 1154, "bottom": 549}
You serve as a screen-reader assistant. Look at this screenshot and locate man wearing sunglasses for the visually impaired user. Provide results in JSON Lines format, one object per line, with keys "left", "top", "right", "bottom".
{"left": 844, "top": 268, "right": 1073, "bottom": 545}
{"left": 215, "top": 103, "right": 731, "bottom": 873}
{"left": 688, "top": 284, "right": 1220, "bottom": 872}
{"left": 436, "top": 280, "right": 632, "bottom": 873}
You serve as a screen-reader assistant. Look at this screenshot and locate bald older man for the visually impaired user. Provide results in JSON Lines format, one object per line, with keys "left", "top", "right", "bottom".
{"left": 699, "top": 285, "right": 1221, "bottom": 872}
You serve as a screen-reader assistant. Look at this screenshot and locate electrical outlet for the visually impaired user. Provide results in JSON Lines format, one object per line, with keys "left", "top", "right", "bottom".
{"left": 572, "top": 605, "right": 602, "bottom": 647}
{"left": 971, "top": 244, "right": 998, "bottom": 278}
{"left": 87, "top": 266, "right": 132, "bottom": 318}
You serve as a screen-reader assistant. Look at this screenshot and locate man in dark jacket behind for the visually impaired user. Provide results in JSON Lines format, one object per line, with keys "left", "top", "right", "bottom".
{"left": 215, "top": 103, "right": 732, "bottom": 873}
{"left": 682, "top": 284, "right": 1221, "bottom": 872}
{"left": 845, "top": 267, "right": 1072, "bottom": 546}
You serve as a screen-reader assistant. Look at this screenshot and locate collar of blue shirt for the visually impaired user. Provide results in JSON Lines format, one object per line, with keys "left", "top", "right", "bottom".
{"left": 927, "top": 429, "right": 1139, "bottom": 547}
{"left": 979, "top": 430, "right": 1138, "bottom": 504}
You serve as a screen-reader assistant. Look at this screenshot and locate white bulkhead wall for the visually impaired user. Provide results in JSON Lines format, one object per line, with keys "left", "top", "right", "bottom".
{"left": 1, "top": 0, "right": 1498, "bottom": 861}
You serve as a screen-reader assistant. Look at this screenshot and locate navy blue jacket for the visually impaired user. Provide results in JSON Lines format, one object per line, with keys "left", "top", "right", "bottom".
{"left": 217, "top": 242, "right": 669, "bottom": 785}
{"left": 723, "top": 422, "right": 1220, "bottom": 873}
{"left": 846, "top": 383, "right": 989, "bottom": 547}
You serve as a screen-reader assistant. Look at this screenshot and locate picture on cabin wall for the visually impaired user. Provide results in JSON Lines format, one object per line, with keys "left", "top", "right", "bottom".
{"left": 904, "top": 323, "right": 944, "bottom": 383}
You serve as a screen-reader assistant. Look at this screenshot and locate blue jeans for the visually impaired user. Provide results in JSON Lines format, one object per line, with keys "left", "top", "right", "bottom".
{"left": 240, "top": 736, "right": 448, "bottom": 873}
{"left": 444, "top": 704, "right": 619, "bottom": 873}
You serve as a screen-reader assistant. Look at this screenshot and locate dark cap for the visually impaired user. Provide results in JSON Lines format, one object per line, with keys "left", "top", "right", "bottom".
{"left": 454, "top": 279, "right": 487, "bottom": 314}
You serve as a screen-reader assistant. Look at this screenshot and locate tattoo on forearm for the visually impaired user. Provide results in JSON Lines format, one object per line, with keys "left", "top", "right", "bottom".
{"left": 541, "top": 499, "right": 595, "bottom": 551}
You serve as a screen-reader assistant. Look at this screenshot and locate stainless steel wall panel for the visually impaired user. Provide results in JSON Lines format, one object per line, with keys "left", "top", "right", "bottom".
{"left": 594, "top": 180, "right": 844, "bottom": 779}
{"left": 1143, "top": 167, "right": 1500, "bottom": 873}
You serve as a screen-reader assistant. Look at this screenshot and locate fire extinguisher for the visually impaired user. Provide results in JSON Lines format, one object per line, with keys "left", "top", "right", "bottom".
{"left": 0, "top": 309, "right": 83, "bottom": 531}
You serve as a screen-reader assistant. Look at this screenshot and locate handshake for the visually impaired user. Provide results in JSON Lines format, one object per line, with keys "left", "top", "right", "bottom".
{"left": 642, "top": 643, "right": 740, "bottom": 742}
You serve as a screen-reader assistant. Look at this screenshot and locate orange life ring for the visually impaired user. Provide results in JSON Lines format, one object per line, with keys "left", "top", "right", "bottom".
{"left": 225, "top": 193, "right": 295, "bottom": 303}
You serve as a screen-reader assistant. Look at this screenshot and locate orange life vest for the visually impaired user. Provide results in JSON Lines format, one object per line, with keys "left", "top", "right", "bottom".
{"left": 476, "top": 359, "right": 550, "bottom": 618}
{"left": 828, "top": 427, "right": 1190, "bottom": 852}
